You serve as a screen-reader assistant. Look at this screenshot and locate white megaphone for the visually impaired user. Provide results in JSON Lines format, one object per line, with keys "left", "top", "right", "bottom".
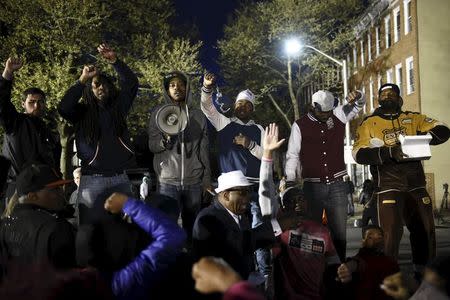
{"left": 155, "top": 104, "right": 188, "bottom": 136}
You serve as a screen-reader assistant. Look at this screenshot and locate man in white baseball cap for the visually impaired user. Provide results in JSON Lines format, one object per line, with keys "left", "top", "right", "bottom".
{"left": 285, "top": 88, "right": 365, "bottom": 261}
{"left": 200, "top": 72, "right": 270, "bottom": 278}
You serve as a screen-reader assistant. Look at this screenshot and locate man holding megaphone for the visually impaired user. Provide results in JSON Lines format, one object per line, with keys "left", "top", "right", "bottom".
{"left": 148, "top": 71, "right": 211, "bottom": 245}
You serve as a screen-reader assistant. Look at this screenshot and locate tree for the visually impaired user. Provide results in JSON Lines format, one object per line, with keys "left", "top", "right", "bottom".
{"left": 218, "top": 0, "right": 366, "bottom": 130}
{"left": 0, "top": 0, "right": 203, "bottom": 178}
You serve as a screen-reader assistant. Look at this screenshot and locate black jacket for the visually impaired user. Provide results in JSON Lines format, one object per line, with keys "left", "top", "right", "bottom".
{"left": 192, "top": 200, "right": 275, "bottom": 279}
{"left": 58, "top": 60, "right": 138, "bottom": 174}
{"left": 0, "top": 203, "right": 76, "bottom": 272}
{"left": 0, "top": 77, "right": 61, "bottom": 181}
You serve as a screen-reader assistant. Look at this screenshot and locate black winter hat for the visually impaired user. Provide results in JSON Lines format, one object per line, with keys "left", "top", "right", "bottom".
{"left": 378, "top": 83, "right": 401, "bottom": 97}
{"left": 16, "top": 163, "right": 72, "bottom": 196}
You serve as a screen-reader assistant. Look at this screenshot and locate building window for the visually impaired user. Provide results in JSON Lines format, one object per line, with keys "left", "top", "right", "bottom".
{"left": 404, "top": 0, "right": 412, "bottom": 35}
{"left": 385, "top": 15, "right": 391, "bottom": 49}
{"left": 362, "top": 86, "right": 366, "bottom": 114}
{"left": 353, "top": 46, "right": 357, "bottom": 73}
{"left": 395, "top": 63, "right": 403, "bottom": 96}
{"left": 406, "top": 56, "right": 415, "bottom": 94}
{"left": 367, "top": 32, "right": 372, "bottom": 62}
{"left": 393, "top": 7, "right": 401, "bottom": 43}
{"left": 386, "top": 68, "right": 393, "bottom": 83}
{"left": 369, "top": 77, "right": 374, "bottom": 112}
{"left": 375, "top": 26, "right": 380, "bottom": 56}
{"left": 360, "top": 40, "right": 365, "bottom": 67}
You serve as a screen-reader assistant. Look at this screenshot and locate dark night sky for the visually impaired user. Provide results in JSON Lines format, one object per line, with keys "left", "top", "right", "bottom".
{"left": 173, "top": 0, "right": 240, "bottom": 74}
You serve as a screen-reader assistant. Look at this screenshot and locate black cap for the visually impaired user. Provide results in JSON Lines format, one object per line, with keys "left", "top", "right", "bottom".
{"left": 163, "top": 71, "right": 187, "bottom": 91}
{"left": 16, "top": 163, "right": 72, "bottom": 196}
{"left": 378, "top": 83, "right": 400, "bottom": 97}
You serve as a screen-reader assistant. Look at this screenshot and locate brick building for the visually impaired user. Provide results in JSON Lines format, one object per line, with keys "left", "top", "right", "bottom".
{"left": 348, "top": 0, "right": 450, "bottom": 207}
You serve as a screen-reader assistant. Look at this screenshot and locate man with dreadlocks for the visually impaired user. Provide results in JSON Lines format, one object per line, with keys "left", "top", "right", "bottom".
{"left": 58, "top": 43, "right": 138, "bottom": 225}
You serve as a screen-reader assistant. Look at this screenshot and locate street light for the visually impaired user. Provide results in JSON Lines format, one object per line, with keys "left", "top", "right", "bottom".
{"left": 284, "top": 39, "right": 353, "bottom": 179}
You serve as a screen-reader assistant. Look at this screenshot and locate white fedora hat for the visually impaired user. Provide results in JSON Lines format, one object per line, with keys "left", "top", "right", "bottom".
{"left": 215, "top": 170, "right": 253, "bottom": 193}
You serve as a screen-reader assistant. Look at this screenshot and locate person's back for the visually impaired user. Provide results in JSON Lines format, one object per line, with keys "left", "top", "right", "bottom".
{"left": 0, "top": 163, "right": 76, "bottom": 278}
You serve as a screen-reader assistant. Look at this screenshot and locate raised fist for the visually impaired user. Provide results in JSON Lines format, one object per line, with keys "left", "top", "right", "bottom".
{"left": 79, "top": 65, "right": 98, "bottom": 84}
{"left": 203, "top": 72, "right": 216, "bottom": 89}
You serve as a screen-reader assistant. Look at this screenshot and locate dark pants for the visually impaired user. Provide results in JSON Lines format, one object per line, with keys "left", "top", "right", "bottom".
{"left": 304, "top": 180, "right": 348, "bottom": 262}
{"left": 377, "top": 188, "right": 435, "bottom": 266}
{"left": 158, "top": 182, "right": 202, "bottom": 243}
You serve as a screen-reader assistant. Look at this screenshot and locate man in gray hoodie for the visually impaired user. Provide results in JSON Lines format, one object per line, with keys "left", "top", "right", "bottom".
{"left": 148, "top": 71, "right": 211, "bottom": 243}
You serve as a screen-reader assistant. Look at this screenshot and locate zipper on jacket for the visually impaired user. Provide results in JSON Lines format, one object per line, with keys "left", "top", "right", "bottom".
{"left": 88, "top": 143, "right": 100, "bottom": 165}
{"left": 118, "top": 137, "right": 135, "bottom": 154}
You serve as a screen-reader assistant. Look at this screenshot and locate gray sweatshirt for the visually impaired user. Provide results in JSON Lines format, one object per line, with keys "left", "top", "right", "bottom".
{"left": 148, "top": 71, "right": 211, "bottom": 187}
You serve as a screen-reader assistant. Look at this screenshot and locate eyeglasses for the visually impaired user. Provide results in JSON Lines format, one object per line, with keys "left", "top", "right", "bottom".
{"left": 227, "top": 189, "right": 250, "bottom": 196}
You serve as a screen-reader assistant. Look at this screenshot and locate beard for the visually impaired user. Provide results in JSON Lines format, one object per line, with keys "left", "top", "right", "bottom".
{"left": 379, "top": 99, "right": 400, "bottom": 111}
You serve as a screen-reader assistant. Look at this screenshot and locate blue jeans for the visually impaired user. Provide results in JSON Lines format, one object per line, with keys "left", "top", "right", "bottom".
{"left": 303, "top": 180, "right": 348, "bottom": 261}
{"left": 158, "top": 183, "right": 202, "bottom": 242}
{"left": 250, "top": 191, "right": 271, "bottom": 276}
{"left": 77, "top": 173, "right": 133, "bottom": 225}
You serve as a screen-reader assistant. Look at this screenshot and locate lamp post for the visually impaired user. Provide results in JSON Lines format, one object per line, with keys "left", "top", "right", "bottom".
{"left": 284, "top": 39, "right": 353, "bottom": 179}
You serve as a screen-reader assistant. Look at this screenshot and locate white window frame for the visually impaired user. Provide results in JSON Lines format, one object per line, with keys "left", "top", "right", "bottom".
{"left": 362, "top": 86, "right": 366, "bottom": 114}
{"left": 386, "top": 68, "right": 393, "bottom": 83}
{"left": 395, "top": 63, "right": 403, "bottom": 95}
{"left": 393, "top": 7, "right": 401, "bottom": 43}
{"left": 353, "top": 46, "right": 358, "bottom": 73}
{"left": 406, "top": 56, "right": 415, "bottom": 94}
{"left": 367, "top": 32, "right": 372, "bottom": 62}
{"left": 385, "top": 15, "right": 391, "bottom": 49}
{"left": 369, "top": 77, "right": 374, "bottom": 112}
{"left": 360, "top": 40, "right": 365, "bottom": 67}
{"left": 404, "top": 0, "right": 412, "bottom": 35}
{"left": 375, "top": 26, "right": 380, "bottom": 56}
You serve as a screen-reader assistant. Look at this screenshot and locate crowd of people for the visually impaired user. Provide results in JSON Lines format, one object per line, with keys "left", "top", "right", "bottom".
{"left": 0, "top": 43, "right": 449, "bottom": 300}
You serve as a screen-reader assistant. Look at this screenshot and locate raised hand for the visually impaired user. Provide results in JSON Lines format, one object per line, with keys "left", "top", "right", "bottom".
{"left": 347, "top": 90, "right": 364, "bottom": 105}
{"left": 104, "top": 192, "right": 128, "bottom": 214}
{"left": 263, "top": 123, "right": 285, "bottom": 152}
{"left": 79, "top": 65, "right": 98, "bottom": 84}
{"left": 97, "top": 43, "right": 117, "bottom": 64}
{"left": 2, "top": 57, "right": 23, "bottom": 80}
{"left": 192, "top": 257, "right": 241, "bottom": 294}
{"left": 203, "top": 72, "right": 216, "bottom": 89}
{"left": 233, "top": 133, "right": 251, "bottom": 149}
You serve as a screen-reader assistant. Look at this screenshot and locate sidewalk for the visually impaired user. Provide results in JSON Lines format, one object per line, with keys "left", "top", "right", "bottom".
{"left": 346, "top": 203, "right": 450, "bottom": 228}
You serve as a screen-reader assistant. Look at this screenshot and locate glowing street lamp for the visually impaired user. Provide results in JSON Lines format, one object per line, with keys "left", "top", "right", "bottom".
{"left": 284, "top": 38, "right": 353, "bottom": 179}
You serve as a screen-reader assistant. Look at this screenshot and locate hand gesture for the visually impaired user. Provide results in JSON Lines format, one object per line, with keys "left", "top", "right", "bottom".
{"left": 97, "top": 43, "right": 117, "bottom": 64}
{"left": 79, "top": 65, "right": 98, "bottom": 84}
{"left": 2, "top": 57, "right": 23, "bottom": 80}
{"left": 380, "top": 272, "right": 409, "bottom": 300}
{"left": 337, "top": 263, "right": 353, "bottom": 283}
{"left": 233, "top": 133, "right": 251, "bottom": 149}
{"left": 203, "top": 72, "right": 216, "bottom": 89}
{"left": 192, "top": 257, "right": 241, "bottom": 294}
{"left": 347, "top": 90, "right": 362, "bottom": 104}
{"left": 390, "top": 145, "right": 408, "bottom": 162}
{"left": 263, "top": 123, "right": 285, "bottom": 151}
{"left": 104, "top": 192, "right": 129, "bottom": 214}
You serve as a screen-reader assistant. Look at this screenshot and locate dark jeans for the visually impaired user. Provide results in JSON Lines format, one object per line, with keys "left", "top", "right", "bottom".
{"left": 250, "top": 190, "right": 271, "bottom": 276}
{"left": 77, "top": 173, "right": 133, "bottom": 225}
{"left": 303, "top": 180, "right": 348, "bottom": 261}
{"left": 158, "top": 182, "right": 202, "bottom": 242}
